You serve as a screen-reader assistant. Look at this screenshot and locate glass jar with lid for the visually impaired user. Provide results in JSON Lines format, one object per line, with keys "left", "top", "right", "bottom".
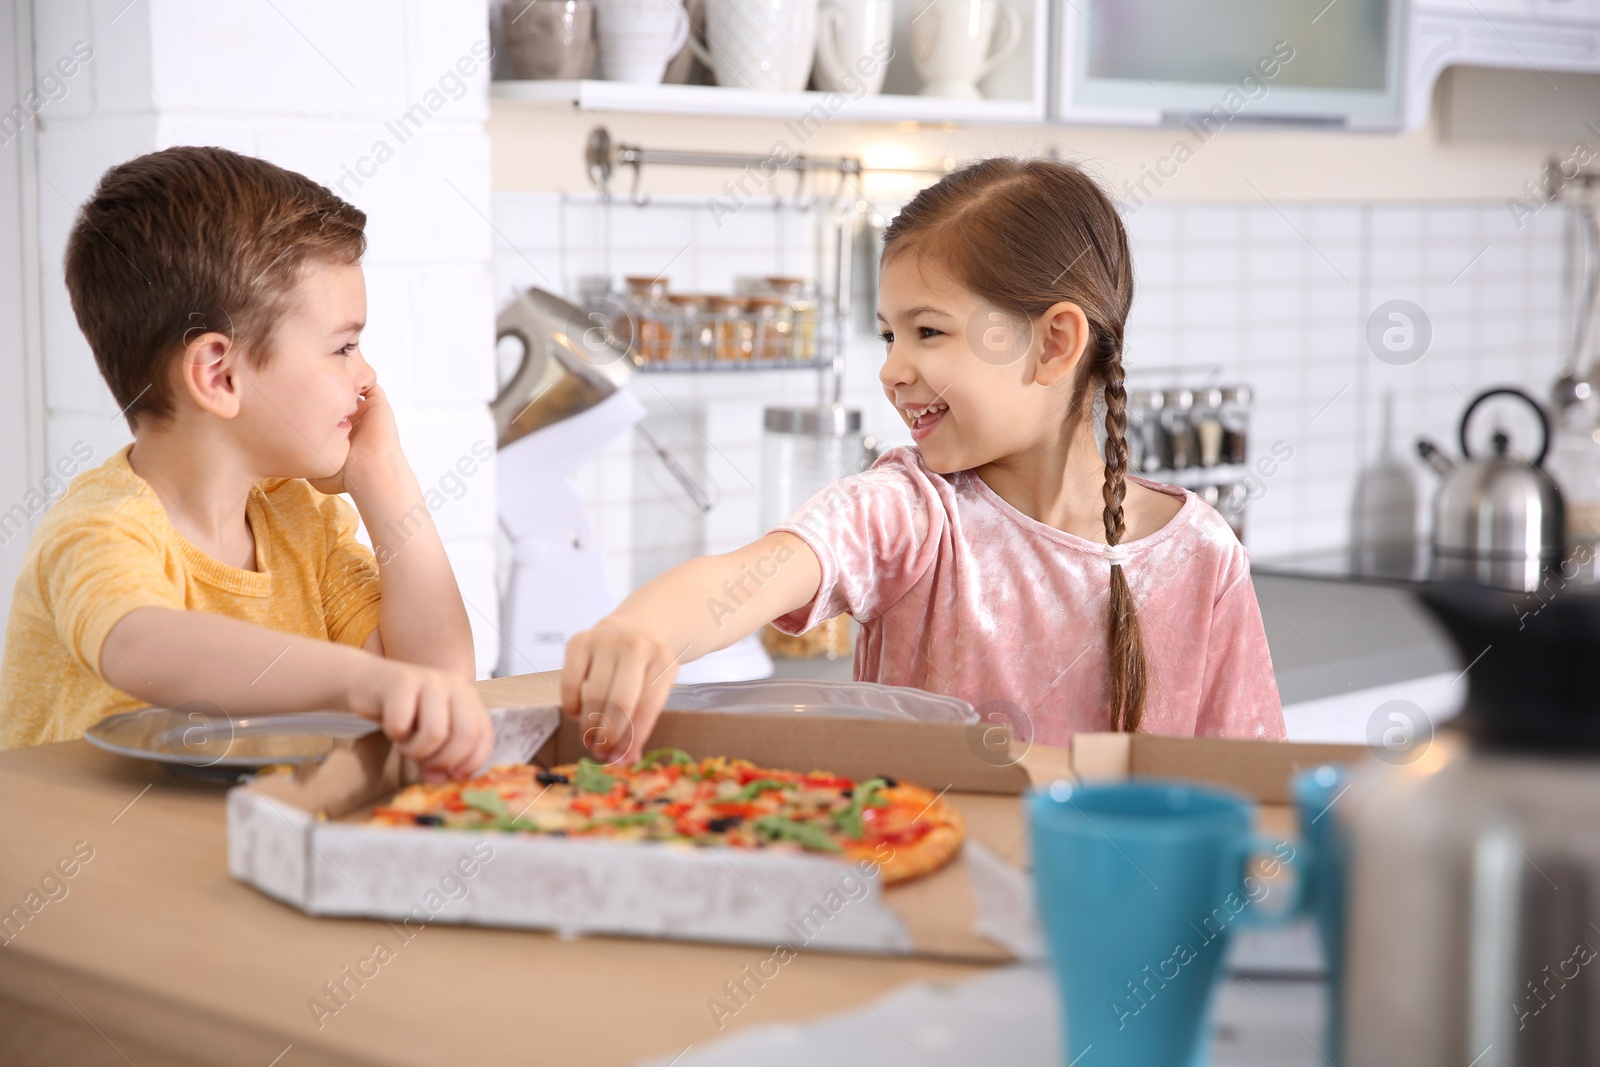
{"left": 759, "top": 405, "right": 870, "bottom": 660}
{"left": 665, "top": 294, "right": 709, "bottom": 366}
{"left": 764, "top": 275, "right": 817, "bottom": 363}
{"left": 706, "top": 296, "right": 753, "bottom": 362}
{"left": 1126, "top": 390, "right": 1151, "bottom": 473}
{"left": 622, "top": 275, "right": 672, "bottom": 365}
{"left": 1219, "top": 385, "right": 1252, "bottom": 465}
{"left": 1160, "top": 388, "right": 1197, "bottom": 470}
{"left": 1136, "top": 388, "right": 1165, "bottom": 473}
{"left": 1194, "top": 386, "right": 1225, "bottom": 468}
{"left": 745, "top": 295, "right": 786, "bottom": 363}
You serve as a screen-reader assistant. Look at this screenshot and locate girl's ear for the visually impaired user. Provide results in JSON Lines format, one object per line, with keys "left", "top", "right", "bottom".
{"left": 1034, "top": 301, "right": 1091, "bottom": 387}
{"left": 178, "top": 331, "right": 243, "bottom": 419}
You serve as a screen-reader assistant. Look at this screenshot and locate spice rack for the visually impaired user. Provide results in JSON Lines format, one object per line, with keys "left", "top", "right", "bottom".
{"left": 579, "top": 272, "right": 830, "bottom": 374}
{"left": 578, "top": 127, "right": 947, "bottom": 397}
{"left": 1126, "top": 374, "right": 1255, "bottom": 540}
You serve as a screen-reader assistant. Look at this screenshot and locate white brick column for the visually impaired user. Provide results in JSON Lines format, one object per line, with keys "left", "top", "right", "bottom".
{"left": 32, "top": 0, "right": 502, "bottom": 675}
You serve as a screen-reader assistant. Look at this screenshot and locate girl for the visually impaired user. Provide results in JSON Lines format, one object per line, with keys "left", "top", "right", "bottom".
{"left": 561, "top": 157, "right": 1284, "bottom": 761}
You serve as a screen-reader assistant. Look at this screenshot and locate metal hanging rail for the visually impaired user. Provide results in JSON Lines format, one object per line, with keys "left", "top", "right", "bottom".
{"left": 582, "top": 125, "right": 949, "bottom": 404}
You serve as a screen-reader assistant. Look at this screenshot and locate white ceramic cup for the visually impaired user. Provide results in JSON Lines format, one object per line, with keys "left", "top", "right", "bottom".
{"left": 691, "top": 0, "right": 818, "bottom": 92}
{"left": 594, "top": 0, "right": 690, "bottom": 84}
{"left": 814, "top": 0, "right": 892, "bottom": 95}
{"left": 910, "top": 0, "right": 1021, "bottom": 99}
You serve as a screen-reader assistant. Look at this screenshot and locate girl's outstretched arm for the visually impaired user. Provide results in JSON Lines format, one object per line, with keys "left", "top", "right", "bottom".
{"left": 559, "top": 531, "right": 822, "bottom": 763}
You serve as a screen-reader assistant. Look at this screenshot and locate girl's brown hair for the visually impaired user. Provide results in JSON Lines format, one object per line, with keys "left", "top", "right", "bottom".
{"left": 880, "top": 157, "right": 1147, "bottom": 731}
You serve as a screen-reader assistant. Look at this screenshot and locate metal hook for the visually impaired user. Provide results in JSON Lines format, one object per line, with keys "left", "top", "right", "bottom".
{"left": 628, "top": 160, "right": 650, "bottom": 208}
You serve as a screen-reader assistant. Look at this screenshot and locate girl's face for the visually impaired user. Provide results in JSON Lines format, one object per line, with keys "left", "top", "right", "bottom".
{"left": 877, "top": 250, "right": 1084, "bottom": 475}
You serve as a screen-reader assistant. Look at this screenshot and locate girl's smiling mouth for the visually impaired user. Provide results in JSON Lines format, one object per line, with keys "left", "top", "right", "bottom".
{"left": 902, "top": 401, "right": 948, "bottom": 441}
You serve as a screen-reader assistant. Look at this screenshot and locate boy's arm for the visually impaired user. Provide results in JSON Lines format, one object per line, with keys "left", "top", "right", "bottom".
{"left": 348, "top": 452, "right": 475, "bottom": 680}
{"left": 561, "top": 531, "right": 823, "bottom": 764}
{"left": 312, "top": 383, "right": 475, "bottom": 681}
{"left": 100, "top": 606, "right": 491, "bottom": 779}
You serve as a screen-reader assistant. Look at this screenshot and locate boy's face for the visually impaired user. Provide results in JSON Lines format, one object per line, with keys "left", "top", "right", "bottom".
{"left": 237, "top": 260, "right": 375, "bottom": 480}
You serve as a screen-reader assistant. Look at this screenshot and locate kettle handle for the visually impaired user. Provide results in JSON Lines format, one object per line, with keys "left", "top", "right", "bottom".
{"left": 1459, "top": 386, "right": 1551, "bottom": 467}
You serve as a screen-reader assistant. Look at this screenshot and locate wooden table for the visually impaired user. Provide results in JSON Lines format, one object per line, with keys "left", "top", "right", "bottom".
{"left": 0, "top": 673, "right": 992, "bottom": 1067}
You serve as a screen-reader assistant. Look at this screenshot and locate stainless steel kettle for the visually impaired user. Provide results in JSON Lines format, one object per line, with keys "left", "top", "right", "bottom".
{"left": 1338, "top": 581, "right": 1600, "bottom": 1067}
{"left": 1417, "top": 387, "right": 1565, "bottom": 593}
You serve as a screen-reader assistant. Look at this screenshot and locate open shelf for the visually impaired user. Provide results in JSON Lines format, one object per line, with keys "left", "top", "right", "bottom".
{"left": 490, "top": 78, "right": 1046, "bottom": 125}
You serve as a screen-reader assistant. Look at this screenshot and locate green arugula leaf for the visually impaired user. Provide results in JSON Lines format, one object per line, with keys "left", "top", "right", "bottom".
{"left": 489, "top": 817, "right": 542, "bottom": 833}
{"left": 731, "top": 778, "right": 790, "bottom": 804}
{"left": 595, "top": 811, "right": 666, "bottom": 828}
{"left": 461, "top": 788, "right": 511, "bottom": 820}
{"left": 631, "top": 748, "right": 694, "bottom": 772}
{"left": 575, "top": 759, "right": 617, "bottom": 794}
{"left": 834, "top": 777, "right": 888, "bottom": 840}
{"left": 754, "top": 815, "right": 842, "bottom": 854}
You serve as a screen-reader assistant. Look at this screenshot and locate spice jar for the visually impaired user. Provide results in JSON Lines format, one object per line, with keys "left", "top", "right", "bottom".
{"left": 622, "top": 275, "right": 672, "bottom": 364}
{"left": 1220, "top": 385, "right": 1252, "bottom": 465}
{"left": 706, "top": 296, "right": 753, "bottom": 362}
{"left": 745, "top": 295, "right": 785, "bottom": 362}
{"left": 665, "top": 294, "right": 709, "bottom": 365}
{"left": 764, "top": 276, "right": 817, "bottom": 363}
{"left": 1195, "top": 387, "right": 1225, "bottom": 468}
{"left": 1137, "top": 388, "right": 1165, "bottom": 473}
{"left": 1160, "top": 388, "right": 1197, "bottom": 470}
{"left": 1127, "top": 390, "right": 1151, "bottom": 472}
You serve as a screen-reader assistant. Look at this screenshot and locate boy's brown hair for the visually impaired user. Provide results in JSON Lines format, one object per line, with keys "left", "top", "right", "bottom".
{"left": 64, "top": 145, "right": 366, "bottom": 429}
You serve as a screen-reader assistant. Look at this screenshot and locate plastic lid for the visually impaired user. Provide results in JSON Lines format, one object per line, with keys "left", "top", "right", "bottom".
{"left": 666, "top": 679, "right": 978, "bottom": 725}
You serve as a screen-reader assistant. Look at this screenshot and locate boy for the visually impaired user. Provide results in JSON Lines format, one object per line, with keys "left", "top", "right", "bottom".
{"left": 0, "top": 145, "right": 491, "bottom": 781}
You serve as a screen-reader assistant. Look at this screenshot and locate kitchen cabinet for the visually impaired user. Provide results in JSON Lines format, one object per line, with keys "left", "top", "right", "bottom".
{"left": 493, "top": 0, "right": 1600, "bottom": 131}
{"left": 1407, "top": 0, "right": 1600, "bottom": 127}
{"left": 492, "top": 0, "right": 1050, "bottom": 125}
{"left": 1052, "top": 0, "right": 1406, "bottom": 128}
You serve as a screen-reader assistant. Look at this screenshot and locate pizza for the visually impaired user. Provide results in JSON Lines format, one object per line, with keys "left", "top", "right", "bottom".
{"left": 367, "top": 748, "right": 964, "bottom": 885}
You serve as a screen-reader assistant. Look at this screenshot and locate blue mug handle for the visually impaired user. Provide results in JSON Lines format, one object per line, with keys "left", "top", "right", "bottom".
{"left": 1226, "top": 833, "right": 1307, "bottom": 929}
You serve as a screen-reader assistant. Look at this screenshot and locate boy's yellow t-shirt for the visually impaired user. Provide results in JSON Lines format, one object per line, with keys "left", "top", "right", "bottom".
{"left": 0, "top": 444, "right": 383, "bottom": 748}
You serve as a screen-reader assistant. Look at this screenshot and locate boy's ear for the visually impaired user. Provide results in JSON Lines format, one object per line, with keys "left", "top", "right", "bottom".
{"left": 178, "top": 331, "right": 243, "bottom": 419}
{"left": 1033, "top": 301, "right": 1091, "bottom": 388}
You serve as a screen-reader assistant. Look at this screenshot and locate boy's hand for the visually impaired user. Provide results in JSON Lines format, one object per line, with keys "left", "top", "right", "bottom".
{"left": 347, "top": 658, "right": 494, "bottom": 781}
{"left": 560, "top": 623, "right": 682, "bottom": 765}
{"left": 309, "top": 382, "right": 406, "bottom": 498}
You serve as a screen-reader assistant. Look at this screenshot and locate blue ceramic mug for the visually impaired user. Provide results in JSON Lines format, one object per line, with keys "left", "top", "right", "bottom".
{"left": 1290, "top": 764, "right": 1350, "bottom": 1065}
{"left": 1028, "top": 780, "right": 1303, "bottom": 1067}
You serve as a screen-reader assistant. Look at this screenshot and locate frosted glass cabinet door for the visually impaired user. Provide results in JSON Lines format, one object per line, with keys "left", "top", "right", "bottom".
{"left": 1061, "top": 0, "right": 1404, "bottom": 125}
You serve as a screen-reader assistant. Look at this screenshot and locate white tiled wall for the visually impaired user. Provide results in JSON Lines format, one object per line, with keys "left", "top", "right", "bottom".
{"left": 31, "top": 0, "right": 503, "bottom": 673}
{"left": 492, "top": 190, "right": 1570, "bottom": 600}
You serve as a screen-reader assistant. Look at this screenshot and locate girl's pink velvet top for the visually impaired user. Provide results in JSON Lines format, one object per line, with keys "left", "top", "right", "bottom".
{"left": 770, "top": 446, "right": 1286, "bottom": 747}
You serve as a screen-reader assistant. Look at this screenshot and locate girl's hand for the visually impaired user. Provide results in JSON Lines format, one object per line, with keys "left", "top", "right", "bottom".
{"left": 346, "top": 657, "right": 494, "bottom": 782}
{"left": 560, "top": 623, "right": 682, "bottom": 765}
{"left": 310, "top": 382, "right": 406, "bottom": 498}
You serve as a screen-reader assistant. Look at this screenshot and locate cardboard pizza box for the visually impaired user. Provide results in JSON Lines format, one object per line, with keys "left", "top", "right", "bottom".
{"left": 225, "top": 709, "right": 1367, "bottom": 963}
{"left": 227, "top": 705, "right": 1057, "bottom": 963}
{"left": 1070, "top": 732, "right": 1370, "bottom": 838}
